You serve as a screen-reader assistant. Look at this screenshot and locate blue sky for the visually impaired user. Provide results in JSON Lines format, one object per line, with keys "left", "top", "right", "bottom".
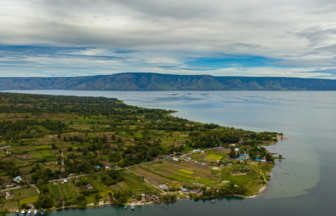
{"left": 1, "top": 0, "right": 336, "bottom": 78}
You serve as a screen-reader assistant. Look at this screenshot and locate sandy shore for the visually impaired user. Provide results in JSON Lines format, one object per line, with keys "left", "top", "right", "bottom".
{"left": 244, "top": 186, "right": 267, "bottom": 198}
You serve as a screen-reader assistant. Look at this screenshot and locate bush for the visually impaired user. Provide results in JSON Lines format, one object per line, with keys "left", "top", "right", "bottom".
{"left": 56, "top": 202, "right": 63, "bottom": 208}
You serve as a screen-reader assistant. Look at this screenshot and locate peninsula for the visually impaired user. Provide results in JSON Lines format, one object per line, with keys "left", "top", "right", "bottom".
{"left": 0, "top": 92, "right": 282, "bottom": 215}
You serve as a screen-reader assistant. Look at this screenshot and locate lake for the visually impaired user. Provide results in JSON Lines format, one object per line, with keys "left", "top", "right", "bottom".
{"left": 4, "top": 90, "right": 336, "bottom": 215}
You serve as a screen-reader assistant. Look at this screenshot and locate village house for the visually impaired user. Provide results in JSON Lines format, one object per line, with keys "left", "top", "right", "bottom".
{"left": 86, "top": 183, "right": 94, "bottom": 189}
{"left": 5, "top": 192, "right": 14, "bottom": 199}
{"left": 158, "top": 184, "right": 169, "bottom": 190}
{"left": 180, "top": 187, "right": 188, "bottom": 192}
{"left": 13, "top": 176, "right": 23, "bottom": 183}
{"left": 6, "top": 182, "right": 16, "bottom": 188}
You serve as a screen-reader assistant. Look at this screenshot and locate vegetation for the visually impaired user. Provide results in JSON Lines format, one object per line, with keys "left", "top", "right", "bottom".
{"left": 0, "top": 92, "right": 280, "bottom": 213}
{"left": 1, "top": 73, "right": 336, "bottom": 90}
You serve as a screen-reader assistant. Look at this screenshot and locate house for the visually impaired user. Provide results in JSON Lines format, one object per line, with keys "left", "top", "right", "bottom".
{"left": 229, "top": 144, "right": 236, "bottom": 147}
{"left": 13, "top": 176, "right": 23, "bottom": 183}
{"left": 62, "top": 179, "right": 68, "bottom": 184}
{"left": 86, "top": 183, "right": 94, "bottom": 189}
{"left": 192, "top": 149, "right": 200, "bottom": 153}
{"left": 105, "top": 166, "right": 110, "bottom": 170}
{"left": 234, "top": 148, "right": 240, "bottom": 152}
{"left": 173, "top": 157, "right": 179, "bottom": 162}
{"left": 6, "top": 182, "right": 16, "bottom": 188}
{"left": 180, "top": 187, "right": 188, "bottom": 192}
{"left": 201, "top": 162, "right": 208, "bottom": 166}
{"left": 5, "top": 192, "right": 14, "bottom": 199}
{"left": 158, "top": 184, "right": 169, "bottom": 190}
{"left": 213, "top": 167, "right": 219, "bottom": 170}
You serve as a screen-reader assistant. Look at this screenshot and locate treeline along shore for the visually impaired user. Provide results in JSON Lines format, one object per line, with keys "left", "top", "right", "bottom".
{"left": 0, "top": 92, "right": 282, "bottom": 215}
{"left": 1, "top": 73, "right": 336, "bottom": 90}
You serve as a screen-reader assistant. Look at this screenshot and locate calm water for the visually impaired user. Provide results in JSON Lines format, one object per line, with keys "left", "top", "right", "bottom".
{"left": 4, "top": 90, "right": 336, "bottom": 215}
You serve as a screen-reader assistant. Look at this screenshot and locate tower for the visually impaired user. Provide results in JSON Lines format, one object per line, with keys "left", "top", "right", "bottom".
{"left": 61, "top": 151, "right": 65, "bottom": 173}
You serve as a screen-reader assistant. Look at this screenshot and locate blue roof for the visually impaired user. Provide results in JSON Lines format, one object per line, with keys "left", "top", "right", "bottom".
{"left": 237, "top": 157, "right": 247, "bottom": 160}
{"left": 255, "top": 159, "right": 261, "bottom": 161}
{"left": 165, "top": 156, "right": 169, "bottom": 158}
{"left": 96, "top": 165, "right": 101, "bottom": 168}
{"left": 240, "top": 154, "right": 249, "bottom": 156}
{"left": 15, "top": 176, "right": 21, "bottom": 178}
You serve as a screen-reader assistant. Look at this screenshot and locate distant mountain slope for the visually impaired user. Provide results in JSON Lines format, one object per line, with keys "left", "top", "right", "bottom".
{"left": 1, "top": 73, "right": 336, "bottom": 90}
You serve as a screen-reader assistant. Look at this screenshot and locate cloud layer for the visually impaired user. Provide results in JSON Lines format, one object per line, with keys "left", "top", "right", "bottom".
{"left": 1, "top": 0, "right": 336, "bottom": 78}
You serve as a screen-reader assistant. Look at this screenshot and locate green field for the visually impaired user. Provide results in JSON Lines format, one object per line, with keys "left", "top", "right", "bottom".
{"left": 50, "top": 183, "right": 62, "bottom": 199}
{"left": 179, "top": 169, "right": 194, "bottom": 174}
{"left": 206, "top": 154, "right": 223, "bottom": 160}
{"left": 28, "top": 151, "right": 44, "bottom": 158}
{"left": 63, "top": 184, "right": 74, "bottom": 198}
{"left": 34, "top": 145, "right": 50, "bottom": 150}
{"left": 19, "top": 196, "right": 38, "bottom": 204}
{"left": 40, "top": 150, "right": 53, "bottom": 156}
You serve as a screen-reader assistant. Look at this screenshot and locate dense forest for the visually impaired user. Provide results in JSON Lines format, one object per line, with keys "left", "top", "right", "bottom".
{"left": 1, "top": 73, "right": 336, "bottom": 90}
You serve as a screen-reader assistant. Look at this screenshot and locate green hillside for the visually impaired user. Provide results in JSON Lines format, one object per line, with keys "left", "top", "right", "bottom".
{"left": 0, "top": 73, "right": 336, "bottom": 90}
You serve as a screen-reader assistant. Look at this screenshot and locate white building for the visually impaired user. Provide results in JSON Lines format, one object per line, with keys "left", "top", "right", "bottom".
{"left": 13, "top": 176, "right": 23, "bottom": 183}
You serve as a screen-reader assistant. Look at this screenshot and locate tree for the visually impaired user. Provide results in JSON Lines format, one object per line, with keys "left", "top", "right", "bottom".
{"left": 229, "top": 148, "right": 236, "bottom": 158}
{"left": 111, "top": 135, "right": 116, "bottom": 141}
{"left": 266, "top": 153, "right": 274, "bottom": 163}
{"left": 34, "top": 194, "right": 54, "bottom": 209}
{"left": 36, "top": 179, "right": 45, "bottom": 188}
{"left": 136, "top": 194, "right": 142, "bottom": 201}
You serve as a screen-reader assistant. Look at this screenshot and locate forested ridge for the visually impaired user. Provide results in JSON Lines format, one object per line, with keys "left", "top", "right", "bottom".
{"left": 1, "top": 73, "right": 336, "bottom": 90}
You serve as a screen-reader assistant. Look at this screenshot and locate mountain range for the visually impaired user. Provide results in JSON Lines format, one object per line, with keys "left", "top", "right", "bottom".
{"left": 1, "top": 73, "right": 336, "bottom": 91}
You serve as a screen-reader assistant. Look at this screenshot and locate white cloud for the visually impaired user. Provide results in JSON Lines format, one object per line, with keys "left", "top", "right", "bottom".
{"left": 0, "top": 0, "right": 336, "bottom": 78}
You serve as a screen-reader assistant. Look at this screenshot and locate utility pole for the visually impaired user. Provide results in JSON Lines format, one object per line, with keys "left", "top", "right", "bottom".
{"left": 61, "top": 151, "right": 65, "bottom": 174}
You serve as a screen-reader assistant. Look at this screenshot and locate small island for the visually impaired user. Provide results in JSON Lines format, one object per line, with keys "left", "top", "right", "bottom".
{"left": 0, "top": 93, "right": 283, "bottom": 215}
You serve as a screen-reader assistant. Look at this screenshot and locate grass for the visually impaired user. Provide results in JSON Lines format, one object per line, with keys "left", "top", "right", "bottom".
{"left": 34, "top": 145, "right": 50, "bottom": 150}
{"left": 58, "top": 184, "right": 68, "bottom": 199}
{"left": 26, "top": 187, "right": 39, "bottom": 197}
{"left": 50, "top": 183, "right": 62, "bottom": 199}
{"left": 68, "top": 182, "right": 80, "bottom": 197}
{"left": 109, "top": 184, "right": 122, "bottom": 191}
{"left": 19, "top": 197, "right": 38, "bottom": 204}
{"left": 12, "top": 189, "right": 29, "bottom": 199}
{"left": 206, "top": 154, "right": 223, "bottom": 160}
{"left": 179, "top": 169, "right": 194, "bottom": 174}
{"left": 5, "top": 201, "right": 18, "bottom": 210}
{"left": 63, "top": 184, "right": 74, "bottom": 198}
{"left": 40, "top": 150, "right": 53, "bottom": 156}
{"left": 28, "top": 151, "right": 44, "bottom": 158}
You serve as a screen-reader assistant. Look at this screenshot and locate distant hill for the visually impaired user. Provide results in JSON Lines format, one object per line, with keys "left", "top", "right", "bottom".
{"left": 1, "top": 73, "right": 336, "bottom": 91}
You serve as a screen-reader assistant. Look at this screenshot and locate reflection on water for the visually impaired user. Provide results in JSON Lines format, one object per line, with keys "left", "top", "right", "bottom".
{"left": 3, "top": 90, "right": 336, "bottom": 215}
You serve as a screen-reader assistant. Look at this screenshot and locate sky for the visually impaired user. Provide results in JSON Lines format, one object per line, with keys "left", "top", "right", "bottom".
{"left": 1, "top": 0, "right": 336, "bottom": 78}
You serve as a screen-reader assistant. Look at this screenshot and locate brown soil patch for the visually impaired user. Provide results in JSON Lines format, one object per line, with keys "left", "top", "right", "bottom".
{"left": 131, "top": 167, "right": 174, "bottom": 186}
